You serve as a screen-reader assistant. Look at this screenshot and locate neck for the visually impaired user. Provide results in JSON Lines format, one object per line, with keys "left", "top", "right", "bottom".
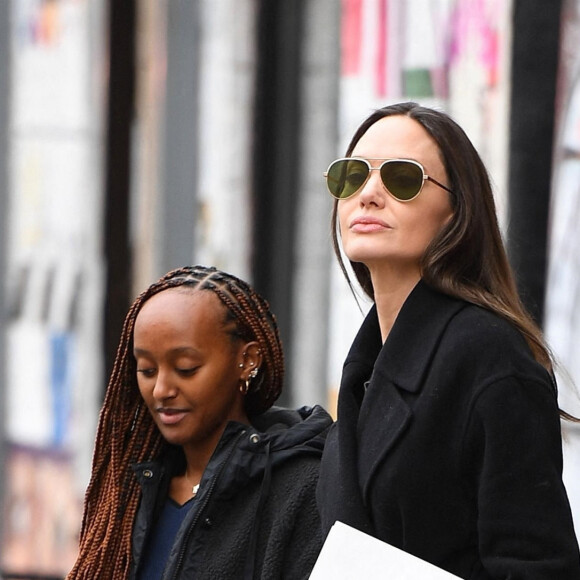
{"left": 368, "top": 266, "right": 420, "bottom": 342}
{"left": 181, "top": 440, "right": 218, "bottom": 484}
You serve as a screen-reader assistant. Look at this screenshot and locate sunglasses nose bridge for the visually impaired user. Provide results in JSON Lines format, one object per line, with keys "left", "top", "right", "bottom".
{"left": 357, "top": 164, "right": 389, "bottom": 202}
{"left": 365, "top": 163, "right": 385, "bottom": 183}
{"left": 368, "top": 163, "right": 397, "bottom": 199}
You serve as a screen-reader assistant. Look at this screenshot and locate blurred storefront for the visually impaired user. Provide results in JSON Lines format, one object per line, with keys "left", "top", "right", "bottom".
{"left": 0, "top": 0, "right": 579, "bottom": 576}
{"left": 0, "top": 0, "right": 106, "bottom": 576}
{"left": 546, "top": 0, "right": 580, "bottom": 536}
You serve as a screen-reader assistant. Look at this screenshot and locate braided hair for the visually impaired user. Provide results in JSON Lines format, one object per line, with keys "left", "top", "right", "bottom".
{"left": 67, "top": 265, "right": 284, "bottom": 579}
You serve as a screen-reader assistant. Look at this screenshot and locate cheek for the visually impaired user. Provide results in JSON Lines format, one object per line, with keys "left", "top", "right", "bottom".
{"left": 398, "top": 204, "right": 451, "bottom": 255}
{"left": 430, "top": 203, "right": 453, "bottom": 237}
{"left": 416, "top": 196, "right": 453, "bottom": 234}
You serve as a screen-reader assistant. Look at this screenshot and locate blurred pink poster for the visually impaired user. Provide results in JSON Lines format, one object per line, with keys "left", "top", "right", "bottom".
{"left": 2, "top": 445, "right": 81, "bottom": 575}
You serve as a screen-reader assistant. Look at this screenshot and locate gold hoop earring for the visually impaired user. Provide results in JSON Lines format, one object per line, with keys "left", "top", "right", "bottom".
{"left": 240, "top": 368, "right": 259, "bottom": 396}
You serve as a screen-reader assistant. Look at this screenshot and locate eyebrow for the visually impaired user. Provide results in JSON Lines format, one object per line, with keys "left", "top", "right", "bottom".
{"left": 133, "top": 346, "right": 202, "bottom": 357}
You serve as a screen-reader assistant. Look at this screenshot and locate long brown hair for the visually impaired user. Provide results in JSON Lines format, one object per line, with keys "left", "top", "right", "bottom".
{"left": 331, "top": 102, "right": 576, "bottom": 420}
{"left": 67, "top": 265, "right": 285, "bottom": 579}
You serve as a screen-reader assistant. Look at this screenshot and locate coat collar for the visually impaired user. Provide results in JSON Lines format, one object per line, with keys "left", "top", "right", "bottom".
{"left": 340, "top": 280, "right": 467, "bottom": 500}
{"left": 345, "top": 280, "right": 466, "bottom": 392}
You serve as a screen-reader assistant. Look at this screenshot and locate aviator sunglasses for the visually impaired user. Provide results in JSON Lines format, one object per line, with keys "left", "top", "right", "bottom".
{"left": 324, "top": 157, "right": 454, "bottom": 202}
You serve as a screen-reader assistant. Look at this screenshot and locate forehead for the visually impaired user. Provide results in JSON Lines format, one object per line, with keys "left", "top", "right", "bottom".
{"left": 136, "top": 288, "right": 226, "bottom": 328}
{"left": 352, "top": 115, "right": 441, "bottom": 164}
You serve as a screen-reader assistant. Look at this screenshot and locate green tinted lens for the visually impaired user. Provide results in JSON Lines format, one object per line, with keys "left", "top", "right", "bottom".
{"left": 327, "top": 159, "right": 370, "bottom": 199}
{"left": 380, "top": 160, "right": 424, "bottom": 201}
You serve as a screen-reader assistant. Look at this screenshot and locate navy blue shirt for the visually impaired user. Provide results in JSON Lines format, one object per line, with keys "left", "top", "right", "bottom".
{"left": 137, "top": 497, "right": 194, "bottom": 580}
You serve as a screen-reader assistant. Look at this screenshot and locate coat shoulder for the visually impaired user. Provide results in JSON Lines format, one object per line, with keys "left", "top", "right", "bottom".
{"left": 443, "top": 304, "right": 535, "bottom": 364}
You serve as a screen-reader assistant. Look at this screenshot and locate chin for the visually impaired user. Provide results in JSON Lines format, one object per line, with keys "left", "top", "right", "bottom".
{"left": 344, "top": 249, "right": 388, "bottom": 266}
{"left": 157, "top": 430, "right": 184, "bottom": 446}
{"left": 342, "top": 240, "right": 385, "bottom": 261}
{"left": 154, "top": 423, "right": 189, "bottom": 446}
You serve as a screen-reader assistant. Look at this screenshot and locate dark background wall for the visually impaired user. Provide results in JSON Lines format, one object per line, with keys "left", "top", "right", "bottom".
{"left": 508, "top": 0, "right": 562, "bottom": 326}
{"left": 103, "top": 0, "right": 136, "bottom": 378}
{"left": 251, "top": 0, "right": 305, "bottom": 405}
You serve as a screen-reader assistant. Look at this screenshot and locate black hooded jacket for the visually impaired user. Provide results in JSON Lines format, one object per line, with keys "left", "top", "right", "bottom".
{"left": 129, "top": 405, "right": 332, "bottom": 580}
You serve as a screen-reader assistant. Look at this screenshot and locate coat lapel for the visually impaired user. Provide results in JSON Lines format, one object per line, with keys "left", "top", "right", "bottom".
{"left": 355, "top": 281, "right": 467, "bottom": 500}
{"left": 358, "top": 371, "right": 412, "bottom": 500}
{"left": 320, "top": 310, "right": 382, "bottom": 536}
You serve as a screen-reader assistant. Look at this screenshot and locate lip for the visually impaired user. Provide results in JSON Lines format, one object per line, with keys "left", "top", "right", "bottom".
{"left": 349, "top": 216, "right": 391, "bottom": 233}
{"left": 156, "top": 407, "right": 189, "bottom": 425}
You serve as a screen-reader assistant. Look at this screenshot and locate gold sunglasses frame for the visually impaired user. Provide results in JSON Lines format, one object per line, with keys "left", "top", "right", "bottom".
{"left": 324, "top": 157, "right": 454, "bottom": 202}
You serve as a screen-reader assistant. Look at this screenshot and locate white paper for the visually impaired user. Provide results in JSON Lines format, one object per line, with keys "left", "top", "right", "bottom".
{"left": 309, "top": 521, "right": 462, "bottom": 580}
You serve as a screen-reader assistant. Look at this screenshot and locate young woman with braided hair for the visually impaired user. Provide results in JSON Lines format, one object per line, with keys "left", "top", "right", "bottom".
{"left": 67, "top": 265, "right": 332, "bottom": 579}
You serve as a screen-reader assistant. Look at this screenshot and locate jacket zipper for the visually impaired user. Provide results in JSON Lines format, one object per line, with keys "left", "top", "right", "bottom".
{"left": 168, "top": 429, "right": 247, "bottom": 579}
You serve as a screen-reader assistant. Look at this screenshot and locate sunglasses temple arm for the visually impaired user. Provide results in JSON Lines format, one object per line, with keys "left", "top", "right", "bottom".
{"left": 427, "top": 176, "right": 454, "bottom": 195}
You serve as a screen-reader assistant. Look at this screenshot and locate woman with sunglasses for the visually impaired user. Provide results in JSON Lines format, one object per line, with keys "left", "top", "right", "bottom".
{"left": 317, "top": 102, "right": 580, "bottom": 579}
{"left": 67, "top": 265, "right": 332, "bottom": 579}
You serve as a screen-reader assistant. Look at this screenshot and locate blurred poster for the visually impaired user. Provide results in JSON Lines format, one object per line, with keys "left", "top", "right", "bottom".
{"left": 2, "top": 446, "right": 80, "bottom": 572}
{"left": 328, "top": 0, "right": 513, "bottom": 397}
{"left": 337, "top": 0, "right": 511, "bottom": 164}
{"left": 545, "top": 0, "right": 580, "bottom": 538}
{"left": 1, "top": 0, "right": 105, "bottom": 575}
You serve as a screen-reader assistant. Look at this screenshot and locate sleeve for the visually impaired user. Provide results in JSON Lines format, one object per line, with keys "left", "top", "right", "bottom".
{"left": 464, "top": 376, "right": 580, "bottom": 580}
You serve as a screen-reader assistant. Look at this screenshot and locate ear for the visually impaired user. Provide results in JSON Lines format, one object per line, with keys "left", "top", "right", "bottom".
{"left": 239, "top": 341, "right": 263, "bottom": 380}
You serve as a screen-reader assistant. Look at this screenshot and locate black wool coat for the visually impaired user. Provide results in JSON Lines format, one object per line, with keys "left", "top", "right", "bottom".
{"left": 317, "top": 281, "right": 580, "bottom": 580}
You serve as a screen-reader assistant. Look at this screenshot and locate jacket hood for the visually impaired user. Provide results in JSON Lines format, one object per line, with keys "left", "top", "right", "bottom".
{"left": 250, "top": 404, "right": 332, "bottom": 453}
{"left": 227, "top": 404, "right": 332, "bottom": 488}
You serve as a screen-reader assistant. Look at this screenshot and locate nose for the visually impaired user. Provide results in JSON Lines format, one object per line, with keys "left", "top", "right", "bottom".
{"left": 357, "top": 167, "right": 386, "bottom": 207}
{"left": 152, "top": 369, "right": 177, "bottom": 401}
